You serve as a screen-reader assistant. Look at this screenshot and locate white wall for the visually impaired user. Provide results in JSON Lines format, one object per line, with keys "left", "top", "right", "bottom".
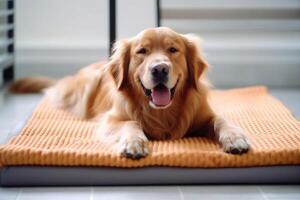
{"left": 16, "top": 0, "right": 108, "bottom": 48}
{"left": 117, "top": 0, "right": 156, "bottom": 39}
{"left": 15, "top": 0, "right": 156, "bottom": 78}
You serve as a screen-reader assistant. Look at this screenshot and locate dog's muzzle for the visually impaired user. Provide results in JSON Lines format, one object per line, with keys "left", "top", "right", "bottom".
{"left": 140, "top": 79, "right": 178, "bottom": 109}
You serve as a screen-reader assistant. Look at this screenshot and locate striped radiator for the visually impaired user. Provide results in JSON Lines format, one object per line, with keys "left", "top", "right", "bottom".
{"left": 0, "top": 0, "right": 14, "bottom": 86}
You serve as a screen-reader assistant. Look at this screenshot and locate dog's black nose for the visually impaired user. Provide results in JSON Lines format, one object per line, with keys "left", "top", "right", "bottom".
{"left": 150, "top": 63, "right": 169, "bottom": 82}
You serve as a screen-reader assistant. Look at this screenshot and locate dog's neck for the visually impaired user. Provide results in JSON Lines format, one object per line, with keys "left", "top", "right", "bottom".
{"left": 118, "top": 83, "right": 208, "bottom": 140}
{"left": 136, "top": 89, "right": 200, "bottom": 140}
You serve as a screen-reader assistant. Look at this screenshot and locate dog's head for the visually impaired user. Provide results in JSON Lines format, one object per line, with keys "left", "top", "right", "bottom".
{"left": 109, "top": 27, "right": 208, "bottom": 109}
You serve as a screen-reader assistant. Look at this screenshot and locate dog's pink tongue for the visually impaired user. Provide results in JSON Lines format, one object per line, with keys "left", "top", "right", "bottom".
{"left": 151, "top": 86, "right": 171, "bottom": 106}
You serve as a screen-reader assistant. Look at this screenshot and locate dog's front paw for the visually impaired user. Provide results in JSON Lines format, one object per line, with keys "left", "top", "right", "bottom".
{"left": 120, "top": 140, "right": 149, "bottom": 160}
{"left": 220, "top": 127, "right": 250, "bottom": 155}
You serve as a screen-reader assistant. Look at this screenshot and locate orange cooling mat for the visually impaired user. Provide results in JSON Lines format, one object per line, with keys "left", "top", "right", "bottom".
{"left": 0, "top": 86, "right": 300, "bottom": 168}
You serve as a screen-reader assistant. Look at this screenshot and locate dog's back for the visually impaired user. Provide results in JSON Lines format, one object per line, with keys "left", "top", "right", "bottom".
{"left": 9, "top": 61, "right": 114, "bottom": 120}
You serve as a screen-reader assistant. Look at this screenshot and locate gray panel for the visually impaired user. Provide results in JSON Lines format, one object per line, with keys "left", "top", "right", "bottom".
{"left": 1, "top": 165, "right": 300, "bottom": 186}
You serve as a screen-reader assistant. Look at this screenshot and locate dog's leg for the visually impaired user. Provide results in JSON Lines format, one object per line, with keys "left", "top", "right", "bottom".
{"left": 97, "top": 117, "right": 149, "bottom": 160}
{"left": 117, "top": 122, "right": 149, "bottom": 159}
{"left": 213, "top": 117, "right": 250, "bottom": 154}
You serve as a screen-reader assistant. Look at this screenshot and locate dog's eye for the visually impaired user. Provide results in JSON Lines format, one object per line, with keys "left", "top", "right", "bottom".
{"left": 169, "top": 47, "right": 178, "bottom": 53}
{"left": 137, "top": 48, "right": 147, "bottom": 54}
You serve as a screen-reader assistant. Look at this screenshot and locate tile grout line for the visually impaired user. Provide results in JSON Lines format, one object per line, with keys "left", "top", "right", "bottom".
{"left": 257, "top": 186, "right": 269, "bottom": 200}
{"left": 15, "top": 188, "right": 23, "bottom": 200}
{"left": 177, "top": 186, "right": 185, "bottom": 200}
{"left": 89, "top": 187, "right": 94, "bottom": 200}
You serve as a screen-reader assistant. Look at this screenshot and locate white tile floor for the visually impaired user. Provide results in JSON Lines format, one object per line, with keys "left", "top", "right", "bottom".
{"left": 1, "top": 186, "right": 300, "bottom": 200}
{"left": 0, "top": 88, "right": 299, "bottom": 200}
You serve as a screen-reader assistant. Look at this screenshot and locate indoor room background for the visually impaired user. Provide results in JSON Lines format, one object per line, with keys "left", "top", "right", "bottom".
{"left": 14, "top": 0, "right": 300, "bottom": 88}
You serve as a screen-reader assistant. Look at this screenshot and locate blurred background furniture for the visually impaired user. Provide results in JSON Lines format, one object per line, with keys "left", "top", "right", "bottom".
{"left": 160, "top": 0, "right": 300, "bottom": 88}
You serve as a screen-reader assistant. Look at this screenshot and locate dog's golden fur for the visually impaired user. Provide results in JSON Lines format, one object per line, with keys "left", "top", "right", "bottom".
{"left": 10, "top": 27, "right": 249, "bottom": 159}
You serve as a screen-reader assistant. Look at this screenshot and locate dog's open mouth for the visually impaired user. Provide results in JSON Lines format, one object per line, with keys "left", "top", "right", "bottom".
{"left": 140, "top": 81, "right": 178, "bottom": 108}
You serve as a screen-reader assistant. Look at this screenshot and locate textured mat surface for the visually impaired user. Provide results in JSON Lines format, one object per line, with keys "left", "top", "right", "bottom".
{"left": 0, "top": 86, "right": 299, "bottom": 168}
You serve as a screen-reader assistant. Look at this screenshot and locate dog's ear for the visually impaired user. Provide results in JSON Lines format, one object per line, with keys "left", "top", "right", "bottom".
{"left": 109, "top": 39, "right": 131, "bottom": 90}
{"left": 182, "top": 34, "right": 209, "bottom": 91}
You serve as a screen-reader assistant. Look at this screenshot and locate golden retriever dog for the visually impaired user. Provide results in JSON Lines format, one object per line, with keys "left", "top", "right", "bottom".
{"left": 10, "top": 27, "right": 250, "bottom": 160}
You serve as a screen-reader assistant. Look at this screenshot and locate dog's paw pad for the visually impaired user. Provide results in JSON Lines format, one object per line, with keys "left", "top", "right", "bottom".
{"left": 223, "top": 137, "right": 250, "bottom": 155}
{"left": 120, "top": 140, "right": 149, "bottom": 160}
